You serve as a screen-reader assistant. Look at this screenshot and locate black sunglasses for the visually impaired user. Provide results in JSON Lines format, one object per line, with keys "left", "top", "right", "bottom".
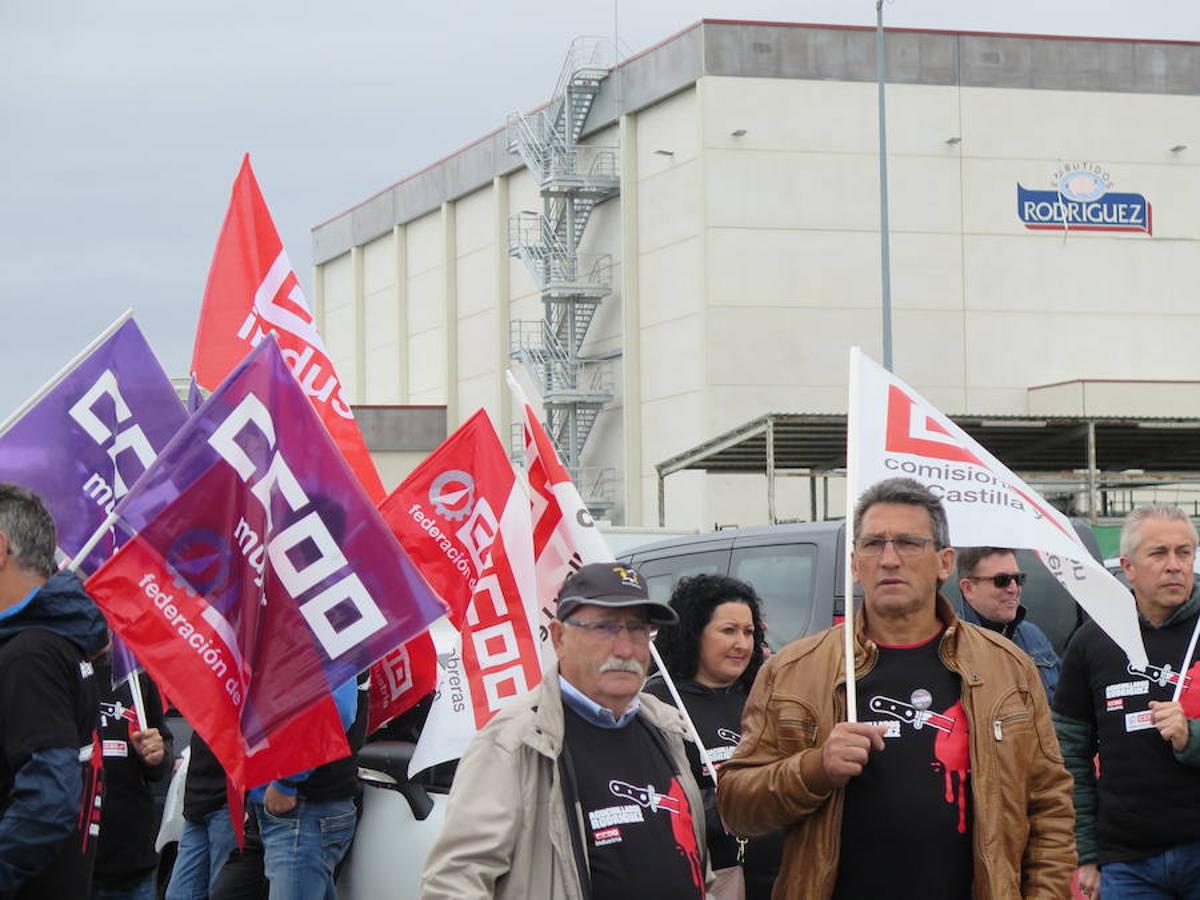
{"left": 967, "top": 572, "right": 1027, "bottom": 589}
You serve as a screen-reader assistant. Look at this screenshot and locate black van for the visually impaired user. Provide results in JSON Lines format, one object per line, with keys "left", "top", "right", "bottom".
{"left": 618, "top": 518, "right": 1103, "bottom": 657}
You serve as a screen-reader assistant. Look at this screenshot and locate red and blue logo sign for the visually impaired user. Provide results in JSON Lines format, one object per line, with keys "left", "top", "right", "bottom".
{"left": 1017, "top": 163, "right": 1151, "bottom": 236}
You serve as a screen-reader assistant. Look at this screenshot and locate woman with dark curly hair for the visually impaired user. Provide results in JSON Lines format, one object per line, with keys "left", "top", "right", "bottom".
{"left": 645, "top": 574, "right": 781, "bottom": 900}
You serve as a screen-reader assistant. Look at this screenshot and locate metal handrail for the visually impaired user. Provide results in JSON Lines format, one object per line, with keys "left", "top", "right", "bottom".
{"left": 577, "top": 466, "right": 619, "bottom": 503}
{"left": 552, "top": 36, "right": 616, "bottom": 104}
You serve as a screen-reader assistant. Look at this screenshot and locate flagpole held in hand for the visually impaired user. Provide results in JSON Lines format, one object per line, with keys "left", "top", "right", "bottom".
{"left": 843, "top": 348, "right": 861, "bottom": 723}
{"left": 1172, "top": 611, "right": 1200, "bottom": 703}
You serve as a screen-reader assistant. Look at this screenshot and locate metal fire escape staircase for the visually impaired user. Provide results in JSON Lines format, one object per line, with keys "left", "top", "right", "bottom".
{"left": 507, "top": 38, "right": 620, "bottom": 514}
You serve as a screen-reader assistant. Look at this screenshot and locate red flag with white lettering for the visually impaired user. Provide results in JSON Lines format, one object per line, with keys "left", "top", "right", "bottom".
{"left": 381, "top": 410, "right": 541, "bottom": 773}
{"left": 193, "top": 156, "right": 423, "bottom": 730}
{"left": 191, "top": 154, "right": 385, "bottom": 502}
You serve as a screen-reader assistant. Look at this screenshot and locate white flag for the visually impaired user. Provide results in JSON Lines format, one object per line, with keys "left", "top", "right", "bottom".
{"left": 850, "top": 347, "right": 1147, "bottom": 668}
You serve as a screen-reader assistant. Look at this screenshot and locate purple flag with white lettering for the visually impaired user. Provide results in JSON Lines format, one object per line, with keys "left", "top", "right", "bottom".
{"left": 90, "top": 336, "right": 446, "bottom": 762}
{"left": 0, "top": 313, "right": 187, "bottom": 573}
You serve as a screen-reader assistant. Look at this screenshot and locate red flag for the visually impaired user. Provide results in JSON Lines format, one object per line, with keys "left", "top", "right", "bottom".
{"left": 195, "top": 156, "right": 418, "bottom": 730}
{"left": 381, "top": 410, "right": 542, "bottom": 763}
{"left": 192, "top": 154, "right": 385, "bottom": 502}
{"left": 508, "top": 373, "right": 613, "bottom": 606}
{"left": 379, "top": 411, "right": 514, "bottom": 628}
{"left": 365, "top": 636, "right": 437, "bottom": 735}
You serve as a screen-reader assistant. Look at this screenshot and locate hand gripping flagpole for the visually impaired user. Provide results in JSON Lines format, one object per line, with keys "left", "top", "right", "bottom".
{"left": 843, "top": 348, "right": 862, "bottom": 723}
{"left": 1173, "top": 612, "right": 1200, "bottom": 703}
{"left": 69, "top": 510, "right": 149, "bottom": 733}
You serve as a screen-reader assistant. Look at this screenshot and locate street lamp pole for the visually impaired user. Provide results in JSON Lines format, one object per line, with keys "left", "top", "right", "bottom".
{"left": 876, "top": 0, "right": 894, "bottom": 372}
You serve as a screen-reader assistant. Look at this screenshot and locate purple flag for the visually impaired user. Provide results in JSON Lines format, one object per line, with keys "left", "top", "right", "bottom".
{"left": 187, "top": 376, "right": 205, "bottom": 414}
{"left": 97, "top": 336, "right": 446, "bottom": 747}
{"left": 0, "top": 314, "right": 187, "bottom": 573}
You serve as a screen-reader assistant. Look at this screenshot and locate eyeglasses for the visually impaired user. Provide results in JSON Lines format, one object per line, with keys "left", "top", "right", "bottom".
{"left": 855, "top": 535, "right": 937, "bottom": 557}
{"left": 967, "top": 572, "right": 1027, "bottom": 589}
{"left": 563, "top": 619, "right": 658, "bottom": 643}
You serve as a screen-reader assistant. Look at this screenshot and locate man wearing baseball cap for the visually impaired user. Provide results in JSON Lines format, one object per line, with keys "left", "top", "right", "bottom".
{"left": 422, "top": 563, "right": 712, "bottom": 899}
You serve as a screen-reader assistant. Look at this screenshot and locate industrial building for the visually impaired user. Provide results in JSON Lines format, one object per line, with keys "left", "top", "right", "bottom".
{"left": 312, "top": 19, "right": 1200, "bottom": 530}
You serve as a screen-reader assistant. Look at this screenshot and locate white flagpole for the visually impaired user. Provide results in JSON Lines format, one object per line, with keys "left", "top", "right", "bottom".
{"left": 66, "top": 511, "right": 151, "bottom": 734}
{"left": 66, "top": 509, "right": 150, "bottom": 732}
{"left": 127, "top": 669, "right": 149, "bottom": 733}
{"left": 0, "top": 309, "right": 134, "bottom": 438}
{"left": 648, "top": 643, "right": 720, "bottom": 787}
{"left": 843, "top": 347, "right": 862, "bottom": 723}
{"left": 1172, "top": 612, "right": 1200, "bottom": 703}
{"left": 67, "top": 510, "right": 120, "bottom": 575}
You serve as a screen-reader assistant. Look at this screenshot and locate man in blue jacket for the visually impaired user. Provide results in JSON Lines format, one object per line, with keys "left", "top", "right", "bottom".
{"left": 0, "top": 483, "right": 108, "bottom": 898}
{"left": 957, "top": 546, "right": 1060, "bottom": 701}
{"left": 249, "top": 673, "right": 367, "bottom": 899}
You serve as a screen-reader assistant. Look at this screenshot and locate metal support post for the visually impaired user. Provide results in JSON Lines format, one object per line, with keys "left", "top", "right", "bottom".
{"left": 1086, "top": 420, "right": 1098, "bottom": 524}
{"left": 766, "top": 417, "right": 777, "bottom": 525}
{"left": 876, "top": 1, "right": 894, "bottom": 372}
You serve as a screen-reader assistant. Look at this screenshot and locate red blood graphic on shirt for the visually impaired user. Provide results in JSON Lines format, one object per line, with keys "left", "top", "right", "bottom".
{"left": 931, "top": 701, "right": 970, "bottom": 834}
{"left": 666, "top": 777, "right": 703, "bottom": 890}
{"left": 1182, "top": 660, "right": 1200, "bottom": 718}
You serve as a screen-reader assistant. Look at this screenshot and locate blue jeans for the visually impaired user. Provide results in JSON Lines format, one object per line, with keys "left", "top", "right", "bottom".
{"left": 165, "top": 808, "right": 237, "bottom": 900}
{"left": 1101, "top": 840, "right": 1200, "bottom": 899}
{"left": 92, "top": 871, "right": 156, "bottom": 900}
{"left": 255, "top": 798, "right": 357, "bottom": 900}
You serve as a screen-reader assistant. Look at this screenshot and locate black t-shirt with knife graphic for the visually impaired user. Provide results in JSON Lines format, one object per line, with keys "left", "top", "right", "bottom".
{"left": 834, "top": 631, "right": 974, "bottom": 899}
{"left": 563, "top": 705, "right": 704, "bottom": 900}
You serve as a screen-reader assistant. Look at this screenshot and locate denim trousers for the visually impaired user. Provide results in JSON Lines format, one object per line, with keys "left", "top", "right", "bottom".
{"left": 254, "top": 797, "right": 357, "bottom": 900}
{"left": 1101, "top": 840, "right": 1200, "bottom": 900}
{"left": 165, "top": 809, "right": 237, "bottom": 900}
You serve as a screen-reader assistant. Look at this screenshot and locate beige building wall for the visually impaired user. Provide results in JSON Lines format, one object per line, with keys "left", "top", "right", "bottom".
{"left": 313, "top": 23, "right": 1200, "bottom": 532}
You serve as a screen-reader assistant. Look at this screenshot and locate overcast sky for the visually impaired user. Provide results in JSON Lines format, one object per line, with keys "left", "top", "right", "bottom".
{"left": 2, "top": 1, "right": 1197, "bottom": 418}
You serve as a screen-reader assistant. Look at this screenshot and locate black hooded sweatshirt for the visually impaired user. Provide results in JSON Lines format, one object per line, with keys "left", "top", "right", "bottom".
{"left": 0, "top": 571, "right": 108, "bottom": 899}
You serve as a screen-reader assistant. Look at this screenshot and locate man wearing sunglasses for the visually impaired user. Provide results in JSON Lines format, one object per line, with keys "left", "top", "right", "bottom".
{"left": 719, "top": 477, "right": 1074, "bottom": 898}
{"left": 423, "top": 562, "right": 711, "bottom": 900}
{"left": 957, "top": 547, "right": 1060, "bottom": 701}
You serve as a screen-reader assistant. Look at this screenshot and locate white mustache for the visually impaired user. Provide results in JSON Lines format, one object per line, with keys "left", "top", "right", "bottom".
{"left": 599, "top": 657, "right": 645, "bottom": 675}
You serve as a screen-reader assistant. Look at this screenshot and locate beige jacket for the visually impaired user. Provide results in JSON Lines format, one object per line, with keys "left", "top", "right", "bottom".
{"left": 421, "top": 664, "right": 712, "bottom": 899}
{"left": 717, "top": 596, "right": 1076, "bottom": 899}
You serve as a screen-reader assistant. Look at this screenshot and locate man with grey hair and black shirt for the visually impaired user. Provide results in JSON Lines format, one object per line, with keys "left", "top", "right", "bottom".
{"left": 422, "top": 562, "right": 711, "bottom": 900}
{"left": 719, "top": 476, "right": 1074, "bottom": 899}
{"left": 1054, "top": 504, "right": 1200, "bottom": 899}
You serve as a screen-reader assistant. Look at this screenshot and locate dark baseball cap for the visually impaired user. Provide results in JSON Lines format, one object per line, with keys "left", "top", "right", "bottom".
{"left": 556, "top": 563, "right": 678, "bottom": 625}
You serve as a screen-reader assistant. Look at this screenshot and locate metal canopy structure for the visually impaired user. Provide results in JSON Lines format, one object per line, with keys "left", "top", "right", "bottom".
{"left": 656, "top": 412, "right": 1200, "bottom": 526}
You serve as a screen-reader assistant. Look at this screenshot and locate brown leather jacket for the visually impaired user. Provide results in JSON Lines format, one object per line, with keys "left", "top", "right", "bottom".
{"left": 717, "top": 596, "right": 1075, "bottom": 899}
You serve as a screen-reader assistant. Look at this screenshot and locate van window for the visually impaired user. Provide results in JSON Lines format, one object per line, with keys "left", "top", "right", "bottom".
{"left": 730, "top": 544, "right": 818, "bottom": 648}
{"left": 634, "top": 550, "right": 731, "bottom": 607}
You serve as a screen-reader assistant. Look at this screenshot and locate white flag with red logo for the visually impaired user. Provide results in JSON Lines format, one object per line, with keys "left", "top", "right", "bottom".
{"left": 507, "top": 372, "right": 612, "bottom": 618}
{"left": 192, "top": 154, "right": 385, "bottom": 501}
{"left": 850, "top": 347, "right": 1147, "bottom": 667}
{"left": 382, "top": 411, "right": 542, "bottom": 774}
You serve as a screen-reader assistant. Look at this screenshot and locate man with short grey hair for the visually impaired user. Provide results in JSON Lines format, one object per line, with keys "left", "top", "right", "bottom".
{"left": 422, "top": 563, "right": 711, "bottom": 899}
{"left": 719, "top": 476, "right": 1074, "bottom": 898}
{"left": 956, "top": 546, "right": 1060, "bottom": 700}
{"left": 0, "top": 483, "right": 108, "bottom": 898}
{"left": 1054, "top": 504, "right": 1200, "bottom": 899}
